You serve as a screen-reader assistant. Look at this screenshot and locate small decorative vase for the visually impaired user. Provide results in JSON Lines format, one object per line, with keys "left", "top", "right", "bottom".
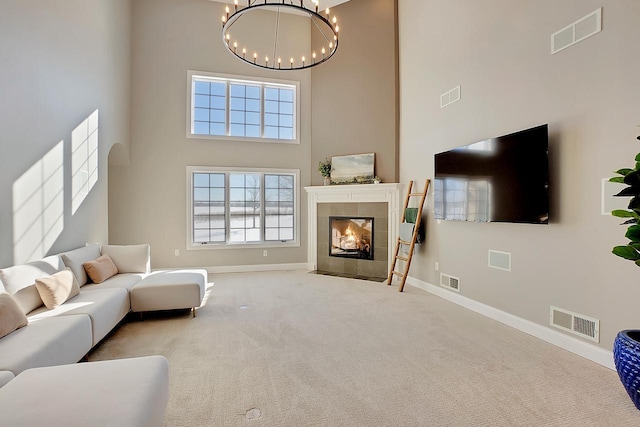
{"left": 323, "top": 176, "right": 331, "bottom": 186}
{"left": 614, "top": 330, "right": 640, "bottom": 410}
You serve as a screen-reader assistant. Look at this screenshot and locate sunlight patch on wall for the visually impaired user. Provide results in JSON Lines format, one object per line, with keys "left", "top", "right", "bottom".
{"left": 72, "top": 110, "right": 99, "bottom": 214}
{"left": 12, "top": 141, "right": 65, "bottom": 264}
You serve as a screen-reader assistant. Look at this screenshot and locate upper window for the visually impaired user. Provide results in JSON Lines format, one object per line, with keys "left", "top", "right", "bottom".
{"left": 187, "top": 71, "right": 299, "bottom": 143}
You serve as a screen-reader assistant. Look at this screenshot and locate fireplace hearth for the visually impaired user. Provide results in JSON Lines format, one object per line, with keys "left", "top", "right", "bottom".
{"left": 329, "top": 216, "right": 374, "bottom": 260}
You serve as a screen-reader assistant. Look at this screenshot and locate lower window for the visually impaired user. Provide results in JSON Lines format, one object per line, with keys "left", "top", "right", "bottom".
{"left": 187, "top": 167, "right": 298, "bottom": 248}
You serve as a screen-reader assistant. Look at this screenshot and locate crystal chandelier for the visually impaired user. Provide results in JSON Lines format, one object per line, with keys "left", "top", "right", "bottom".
{"left": 221, "top": 0, "right": 340, "bottom": 70}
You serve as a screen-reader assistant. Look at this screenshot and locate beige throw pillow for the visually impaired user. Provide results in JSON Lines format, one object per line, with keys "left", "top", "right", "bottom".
{"left": 34, "top": 269, "right": 80, "bottom": 309}
{"left": 83, "top": 255, "right": 118, "bottom": 284}
{"left": 0, "top": 293, "right": 29, "bottom": 339}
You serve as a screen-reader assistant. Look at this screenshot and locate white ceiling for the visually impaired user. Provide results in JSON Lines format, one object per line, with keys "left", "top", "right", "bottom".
{"left": 210, "top": 0, "right": 350, "bottom": 8}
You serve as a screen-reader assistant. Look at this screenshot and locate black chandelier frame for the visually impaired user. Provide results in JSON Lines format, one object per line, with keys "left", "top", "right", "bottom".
{"left": 221, "top": 0, "right": 339, "bottom": 71}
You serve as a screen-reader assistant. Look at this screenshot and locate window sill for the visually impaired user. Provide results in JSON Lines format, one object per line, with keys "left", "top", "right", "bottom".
{"left": 187, "top": 241, "right": 300, "bottom": 251}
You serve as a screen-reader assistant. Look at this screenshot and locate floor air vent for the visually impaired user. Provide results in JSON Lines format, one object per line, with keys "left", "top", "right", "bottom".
{"left": 440, "top": 273, "right": 460, "bottom": 292}
{"left": 550, "top": 306, "right": 599, "bottom": 342}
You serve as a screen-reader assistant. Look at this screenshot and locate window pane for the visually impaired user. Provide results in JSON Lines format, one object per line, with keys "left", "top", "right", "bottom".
{"left": 194, "top": 108, "right": 209, "bottom": 122}
{"left": 265, "top": 87, "right": 278, "bottom": 100}
{"left": 194, "top": 95, "right": 209, "bottom": 108}
{"left": 246, "top": 112, "right": 260, "bottom": 125}
{"left": 210, "top": 123, "right": 225, "bottom": 135}
{"left": 211, "top": 82, "right": 226, "bottom": 96}
{"left": 265, "top": 228, "right": 279, "bottom": 241}
{"left": 230, "top": 188, "right": 245, "bottom": 201}
{"left": 211, "top": 96, "right": 225, "bottom": 109}
{"left": 210, "top": 109, "right": 225, "bottom": 123}
{"left": 246, "top": 228, "right": 260, "bottom": 242}
{"left": 210, "top": 174, "right": 224, "bottom": 187}
{"left": 264, "top": 126, "right": 278, "bottom": 139}
{"left": 229, "top": 174, "right": 246, "bottom": 187}
{"left": 194, "top": 122, "right": 209, "bottom": 135}
{"left": 211, "top": 229, "right": 226, "bottom": 242}
{"left": 194, "top": 188, "right": 209, "bottom": 201}
{"left": 279, "top": 102, "right": 293, "bottom": 115}
{"left": 194, "top": 229, "right": 209, "bottom": 243}
{"left": 280, "top": 89, "right": 293, "bottom": 102}
{"left": 265, "top": 113, "right": 278, "bottom": 126}
{"left": 194, "top": 81, "right": 210, "bottom": 95}
{"left": 265, "top": 215, "right": 278, "bottom": 227}
{"left": 279, "top": 175, "right": 294, "bottom": 189}
{"left": 194, "top": 174, "right": 209, "bottom": 187}
{"left": 229, "top": 229, "right": 245, "bottom": 243}
{"left": 265, "top": 100, "right": 278, "bottom": 113}
{"left": 265, "top": 188, "right": 278, "bottom": 201}
{"left": 279, "top": 127, "right": 293, "bottom": 140}
{"left": 246, "top": 99, "right": 260, "bottom": 112}
{"left": 246, "top": 125, "right": 260, "bottom": 137}
{"left": 230, "top": 111, "right": 245, "bottom": 124}
{"left": 265, "top": 175, "right": 279, "bottom": 188}
{"left": 230, "top": 97, "right": 245, "bottom": 110}
{"left": 209, "top": 188, "right": 224, "bottom": 201}
{"left": 246, "top": 86, "right": 260, "bottom": 99}
{"left": 230, "top": 124, "right": 245, "bottom": 137}
{"left": 279, "top": 114, "right": 293, "bottom": 127}
{"left": 230, "top": 84, "right": 246, "bottom": 97}
{"left": 280, "top": 228, "right": 294, "bottom": 240}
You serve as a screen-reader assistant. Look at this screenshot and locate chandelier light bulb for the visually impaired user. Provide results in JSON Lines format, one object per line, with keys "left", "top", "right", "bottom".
{"left": 325, "top": 8, "right": 330, "bottom": 16}
{"left": 333, "top": 16, "right": 337, "bottom": 24}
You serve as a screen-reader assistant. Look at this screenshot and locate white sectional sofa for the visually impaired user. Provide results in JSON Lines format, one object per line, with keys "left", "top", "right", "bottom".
{"left": 0, "top": 243, "right": 206, "bottom": 425}
{"left": 0, "top": 243, "right": 206, "bottom": 375}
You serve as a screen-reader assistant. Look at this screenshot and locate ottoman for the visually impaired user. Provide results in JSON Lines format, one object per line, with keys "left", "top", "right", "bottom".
{"left": 131, "top": 269, "right": 206, "bottom": 317}
{"left": 0, "top": 356, "right": 169, "bottom": 427}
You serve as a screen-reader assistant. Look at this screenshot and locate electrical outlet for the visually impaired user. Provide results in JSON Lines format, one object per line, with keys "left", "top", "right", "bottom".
{"left": 174, "top": 249, "right": 180, "bottom": 256}
{"left": 263, "top": 250, "right": 268, "bottom": 257}
{"left": 434, "top": 262, "right": 439, "bottom": 271}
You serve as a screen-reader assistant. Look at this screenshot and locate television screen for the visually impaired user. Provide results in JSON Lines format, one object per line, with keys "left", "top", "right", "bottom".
{"left": 434, "top": 124, "right": 549, "bottom": 224}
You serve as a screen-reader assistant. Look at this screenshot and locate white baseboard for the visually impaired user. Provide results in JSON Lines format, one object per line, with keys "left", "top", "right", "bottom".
{"left": 406, "top": 276, "right": 615, "bottom": 371}
{"left": 204, "top": 263, "right": 308, "bottom": 274}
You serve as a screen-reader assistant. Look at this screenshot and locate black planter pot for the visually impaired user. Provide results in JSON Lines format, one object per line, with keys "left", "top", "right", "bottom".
{"left": 613, "top": 330, "right": 640, "bottom": 410}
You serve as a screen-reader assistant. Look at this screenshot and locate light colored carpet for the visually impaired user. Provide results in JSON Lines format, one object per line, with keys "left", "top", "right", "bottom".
{"left": 89, "top": 271, "right": 639, "bottom": 426}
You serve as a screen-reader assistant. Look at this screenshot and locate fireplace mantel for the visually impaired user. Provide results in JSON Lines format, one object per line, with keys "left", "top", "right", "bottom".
{"left": 304, "top": 183, "right": 403, "bottom": 272}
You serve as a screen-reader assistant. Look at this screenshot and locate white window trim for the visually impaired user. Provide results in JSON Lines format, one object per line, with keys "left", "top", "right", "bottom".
{"left": 186, "top": 70, "right": 300, "bottom": 144}
{"left": 186, "top": 166, "right": 300, "bottom": 250}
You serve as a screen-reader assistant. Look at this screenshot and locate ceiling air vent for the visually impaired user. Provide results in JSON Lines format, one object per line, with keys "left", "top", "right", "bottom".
{"left": 440, "top": 273, "right": 460, "bottom": 292}
{"left": 440, "top": 85, "right": 461, "bottom": 108}
{"left": 550, "top": 306, "right": 599, "bottom": 342}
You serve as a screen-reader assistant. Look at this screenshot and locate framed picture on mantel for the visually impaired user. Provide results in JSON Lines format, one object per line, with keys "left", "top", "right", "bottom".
{"left": 330, "top": 153, "right": 375, "bottom": 184}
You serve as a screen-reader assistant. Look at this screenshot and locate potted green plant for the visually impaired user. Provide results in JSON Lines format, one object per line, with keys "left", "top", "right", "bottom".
{"left": 610, "top": 134, "right": 640, "bottom": 410}
{"left": 318, "top": 158, "right": 332, "bottom": 186}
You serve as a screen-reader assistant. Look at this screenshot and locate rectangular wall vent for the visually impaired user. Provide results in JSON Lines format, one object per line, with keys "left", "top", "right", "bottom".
{"left": 440, "top": 85, "right": 461, "bottom": 108}
{"left": 488, "top": 250, "right": 511, "bottom": 271}
{"left": 551, "top": 8, "right": 602, "bottom": 54}
{"left": 550, "top": 306, "right": 600, "bottom": 342}
{"left": 440, "top": 273, "right": 460, "bottom": 292}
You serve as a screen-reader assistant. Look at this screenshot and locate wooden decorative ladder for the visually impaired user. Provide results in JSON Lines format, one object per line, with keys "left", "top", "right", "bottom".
{"left": 387, "top": 179, "right": 430, "bottom": 292}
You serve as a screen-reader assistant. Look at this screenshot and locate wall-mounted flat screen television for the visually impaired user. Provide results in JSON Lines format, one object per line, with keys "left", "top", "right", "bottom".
{"left": 434, "top": 124, "right": 549, "bottom": 224}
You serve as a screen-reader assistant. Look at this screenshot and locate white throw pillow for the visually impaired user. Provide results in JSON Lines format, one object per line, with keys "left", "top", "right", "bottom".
{"left": 100, "top": 244, "right": 150, "bottom": 274}
{"left": 34, "top": 269, "right": 80, "bottom": 309}
{"left": 0, "top": 255, "right": 62, "bottom": 314}
{"left": 0, "top": 293, "right": 28, "bottom": 339}
{"left": 61, "top": 244, "right": 101, "bottom": 286}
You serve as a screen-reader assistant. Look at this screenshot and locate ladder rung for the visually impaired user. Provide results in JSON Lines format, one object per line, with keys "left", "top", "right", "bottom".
{"left": 398, "top": 239, "right": 411, "bottom": 245}
{"left": 408, "top": 193, "right": 423, "bottom": 197}
{"left": 396, "top": 255, "right": 408, "bottom": 261}
{"left": 392, "top": 271, "right": 404, "bottom": 277}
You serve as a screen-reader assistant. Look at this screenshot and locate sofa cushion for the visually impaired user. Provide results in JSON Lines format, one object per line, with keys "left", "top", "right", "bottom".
{"left": 0, "top": 315, "right": 92, "bottom": 375}
{"left": 0, "top": 293, "right": 28, "bottom": 339}
{"left": 0, "top": 371, "right": 14, "bottom": 389}
{"left": 101, "top": 244, "right": 150, "bottom": 274}
{"left": 0, "top": 255, "right": 63, "bottom": 314}
{"left": 83, "top": 255, "right": 118, "bottom": 284}
{"left": 28, "top": 288, "right": 130, "bottom": 346}
{"left": 60, "top": 244, "right": 101, "bottom": 287}
{"left": 0, "top": 356, "right": 169, "bottom": 427}
{"left": 34, "top": 269, "right": 80, "bottom": 309}
{"left": 82, "top": 273, "right": 146, "bottom": 292}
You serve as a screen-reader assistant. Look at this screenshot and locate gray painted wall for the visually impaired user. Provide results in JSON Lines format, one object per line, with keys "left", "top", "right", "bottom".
{"left": 398, "top": 0, "right": 640, "bottom": 350}
{"left": 311, "top": 0, "right": 398, "bottom": 185}
{"left": 0, "top": 0, "right": 131, "bottom": 268}
{"left": 108, "top": 0, "right": 312, "bottom": 269}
